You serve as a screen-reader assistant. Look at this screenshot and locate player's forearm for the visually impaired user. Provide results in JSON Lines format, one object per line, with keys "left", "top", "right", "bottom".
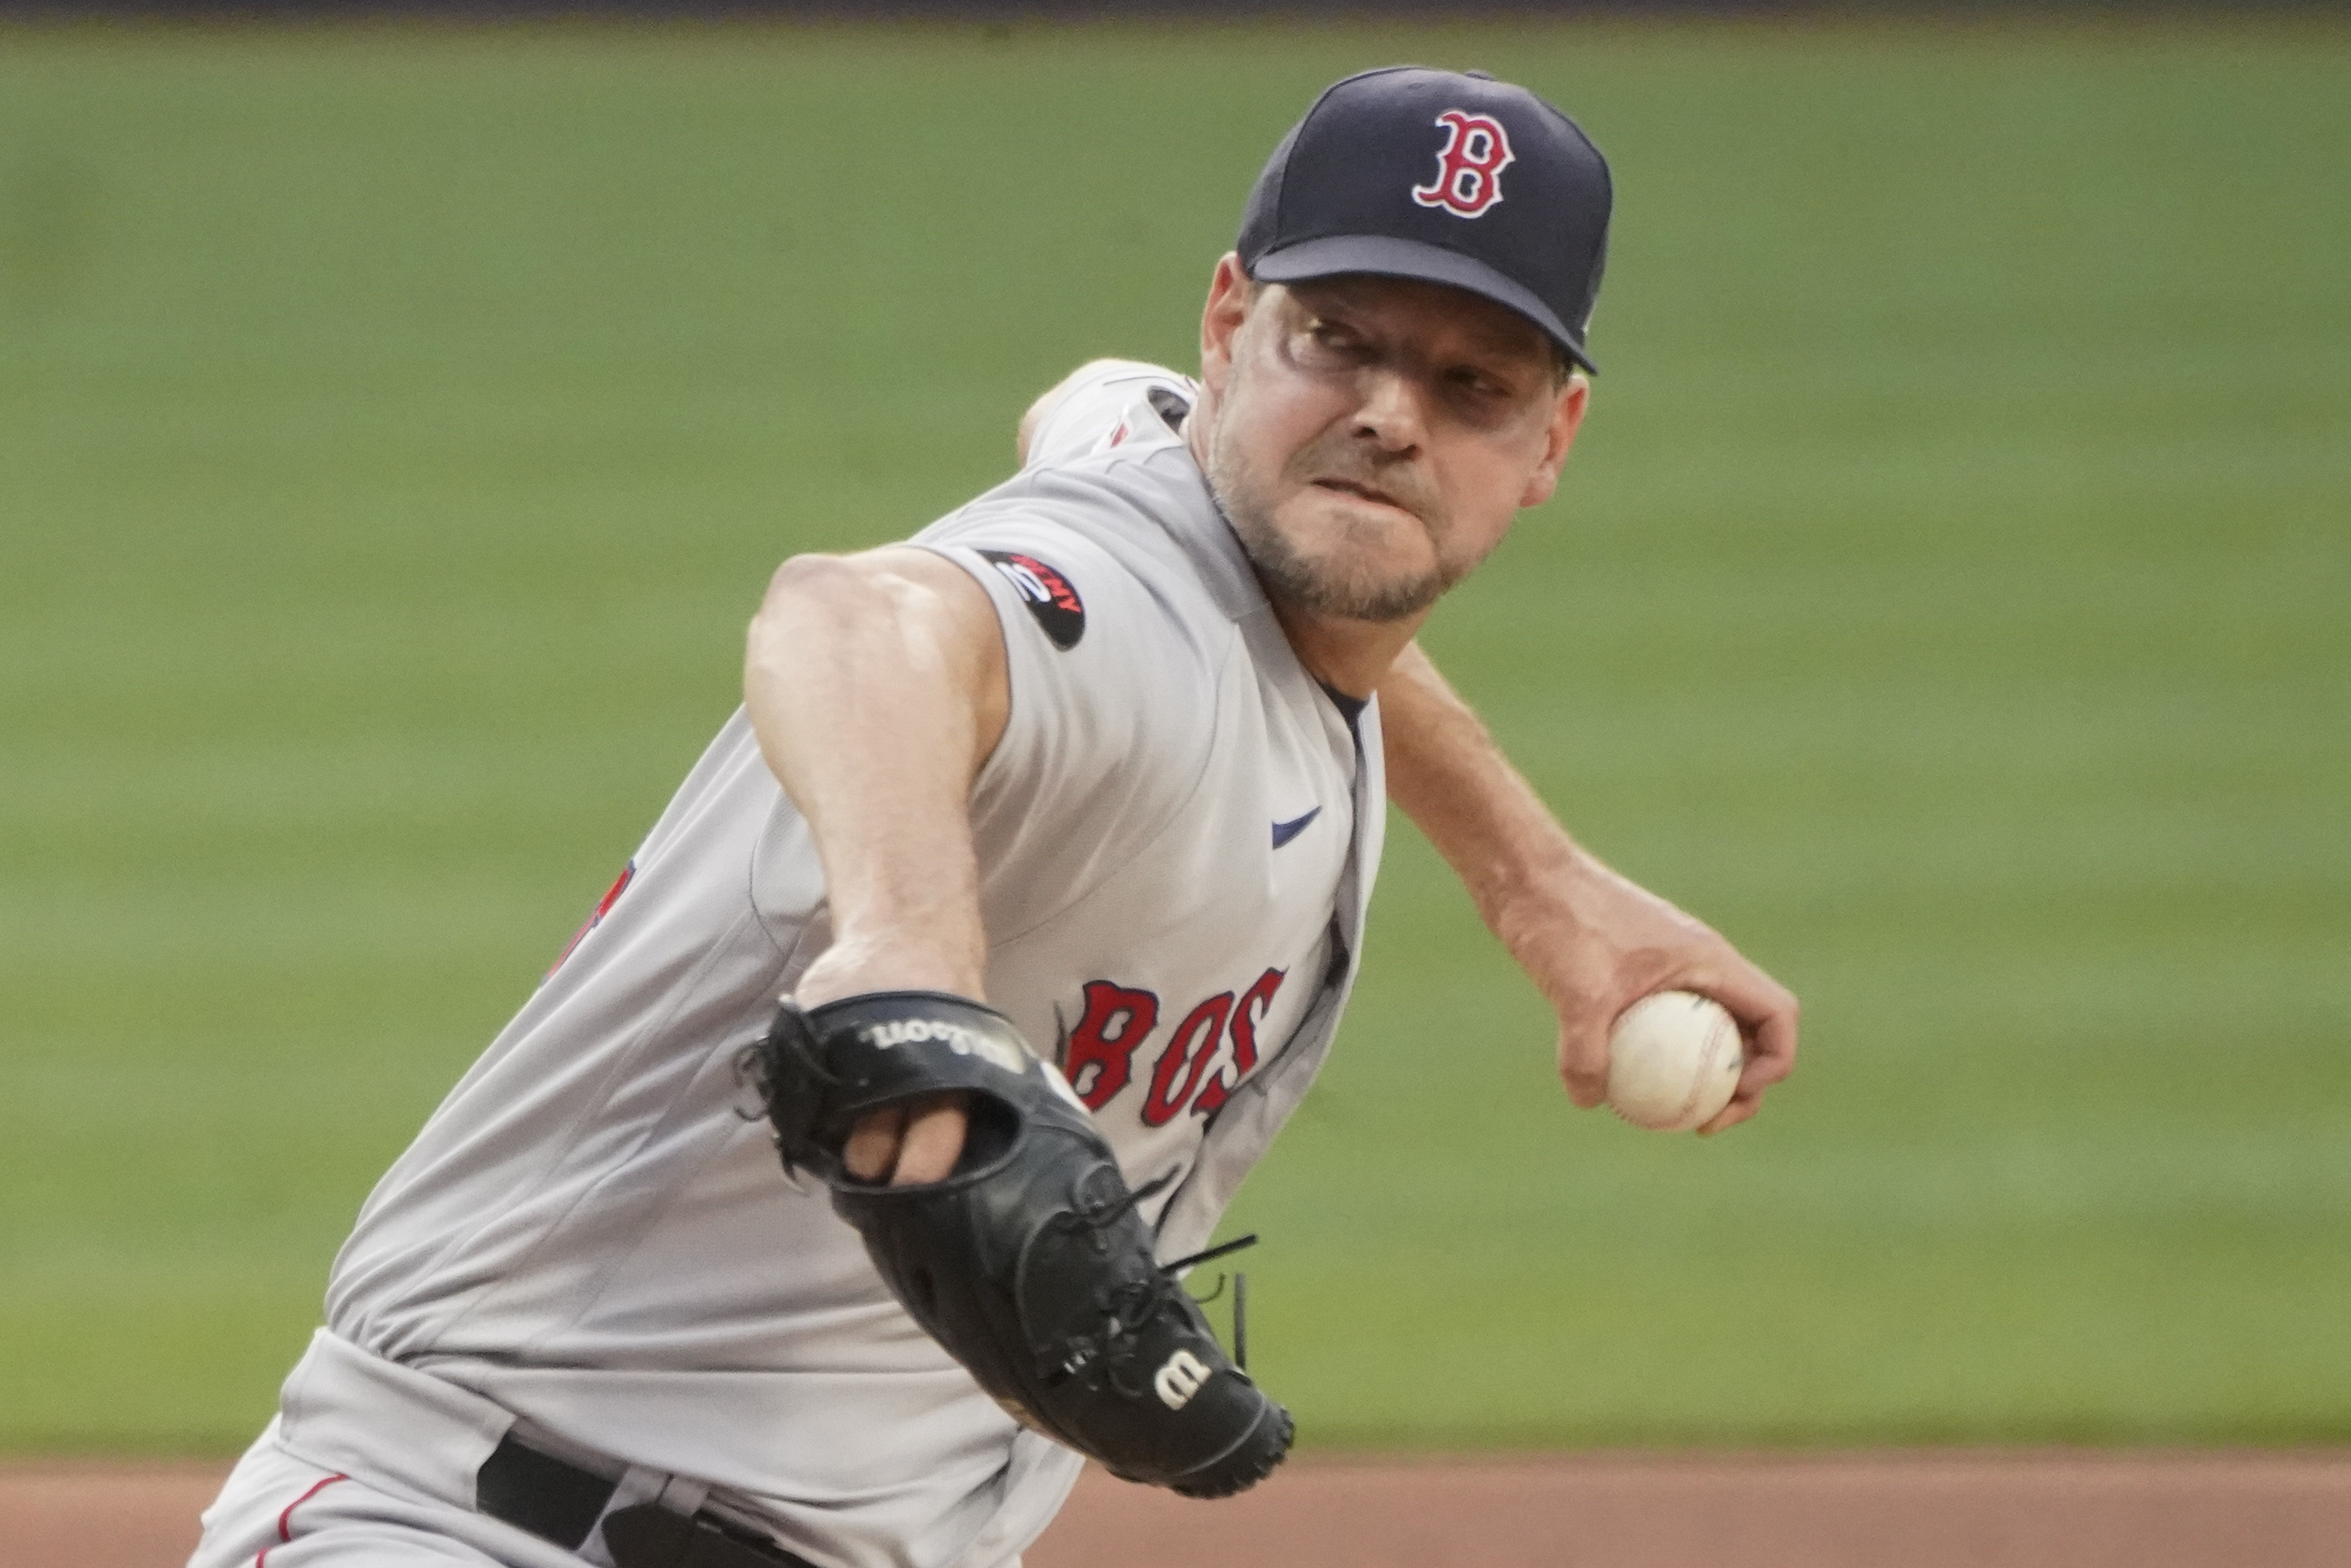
{"left": 745, "top": 550, "right": 1003, "bottom": 1001}
{"left": 1378, "top": 642, "right": 1604, "bottom": 951}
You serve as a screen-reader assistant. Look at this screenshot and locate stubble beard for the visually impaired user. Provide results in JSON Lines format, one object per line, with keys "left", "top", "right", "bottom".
{"left": 1202, "top": 403, "right": 1453, "bottom": 624}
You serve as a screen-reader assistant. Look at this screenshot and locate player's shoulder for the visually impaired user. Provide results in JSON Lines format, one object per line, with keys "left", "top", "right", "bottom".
{"left": 912, "top": 355, "right": 1248, "bottom": 697}
{"left": 920, "top": 507, "right": 1230, "bottom": 801}
{"left": 1020, "top": 358, "right": 1197, "bottom": 471}
{"left": 915, "top": 502, "right": 1219, "bottom": 671}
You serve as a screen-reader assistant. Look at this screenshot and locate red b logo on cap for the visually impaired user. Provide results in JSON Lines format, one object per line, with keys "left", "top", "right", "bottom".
{"left": 1411, "top": 109, "right": 1515, "bottom": 218}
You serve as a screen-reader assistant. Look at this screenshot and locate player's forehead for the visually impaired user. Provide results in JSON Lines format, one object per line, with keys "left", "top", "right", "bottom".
{"left": 1269, "top": 273, "right": 1554, "bottom": 367}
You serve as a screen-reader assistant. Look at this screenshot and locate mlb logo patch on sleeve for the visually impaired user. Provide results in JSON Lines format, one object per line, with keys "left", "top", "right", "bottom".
{"left": 980, "top": 550, "right": 1086, "bottom": 650}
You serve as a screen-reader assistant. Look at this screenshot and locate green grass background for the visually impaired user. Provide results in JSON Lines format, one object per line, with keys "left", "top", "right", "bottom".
{"left": 2, "top": 17, "right": 2345, "bottom": 1455}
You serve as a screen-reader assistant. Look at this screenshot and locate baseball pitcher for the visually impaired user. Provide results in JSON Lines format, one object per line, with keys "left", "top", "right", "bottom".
{"left": 189, "top": 66, "right": 1796, "bottom": 1568}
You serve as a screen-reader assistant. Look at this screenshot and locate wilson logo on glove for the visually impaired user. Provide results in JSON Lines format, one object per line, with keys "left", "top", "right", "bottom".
{"left": 860, "top": 1017, "right": 1026, "bottom": 1074}
{"left": 1152, "top": 1349, "right": 1212, "bottom": 1410}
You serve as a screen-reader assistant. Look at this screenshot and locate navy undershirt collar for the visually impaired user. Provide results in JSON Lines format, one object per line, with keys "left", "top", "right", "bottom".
{"left": 1316, "top": 680, "right": 1368, "bottom": 736}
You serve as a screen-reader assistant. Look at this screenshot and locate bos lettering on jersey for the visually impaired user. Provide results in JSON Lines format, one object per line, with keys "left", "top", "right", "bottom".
{"left": 1411, "top": 109, "right": 1515, "bottom": 219}
{"left": 1061, "top": 968, "right": 1285, "bottom": 1125}
{"left": 979, "top": 549, "right": 1085, "bottom": 650}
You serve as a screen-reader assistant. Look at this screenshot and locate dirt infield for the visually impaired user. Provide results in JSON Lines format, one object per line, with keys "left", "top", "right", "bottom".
{"left": 11, "top": 1451, "right": 2350, "bottom": 1568}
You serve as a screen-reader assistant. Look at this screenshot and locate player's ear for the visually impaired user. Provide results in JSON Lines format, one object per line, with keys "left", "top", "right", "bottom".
{"left": 1517, "top": 372, "right": 1589, "bottom": 509}
{"left": 1197, "top": 253, "right": 1253, "bottom": 394}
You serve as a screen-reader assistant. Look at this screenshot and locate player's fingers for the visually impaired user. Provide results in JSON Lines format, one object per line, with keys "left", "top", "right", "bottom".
{"left": 1695, "top": 994, "right": 1794, "bottom": 1137}
{"left": 891, "top": 1094, "right": 973, "bottom": 1186}
{"left": 1674, "top": 955, "right": 1798, "bottom": 1093}
{"left": 1696, "top": 1091, "right": 1759, "bottom": 1137}
{"left": 1556, "top": 1019, "right": 1610, "bottom": 1110}
{"left": 1688, "top": 955, "right": 1794, "bottom": 1039}
{"left": 843, "top": 1103, "right": 909, "bottom": 1183}
{"left": 1742, "top": 997, "right": 1799, "bottom": 1091}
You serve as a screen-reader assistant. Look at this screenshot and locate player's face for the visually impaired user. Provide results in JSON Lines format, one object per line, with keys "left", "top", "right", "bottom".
{"left": 1195, "top": 258, "right": 1586, "bottom": 623}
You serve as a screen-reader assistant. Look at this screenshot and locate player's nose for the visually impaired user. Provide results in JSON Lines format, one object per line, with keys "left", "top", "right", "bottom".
{"left": 1348, "top": 365, "right": 1428, "bottom": 453}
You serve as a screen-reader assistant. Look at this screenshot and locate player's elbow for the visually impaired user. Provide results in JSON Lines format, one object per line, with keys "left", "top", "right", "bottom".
{"left": 748, "top": 550, "right": 955, "bottom": 676}
{"left": 760, "top": 552, "right": 859, "bottom": 611}
{"left": 749, "top": 553, "right": 860, "bottom": 672}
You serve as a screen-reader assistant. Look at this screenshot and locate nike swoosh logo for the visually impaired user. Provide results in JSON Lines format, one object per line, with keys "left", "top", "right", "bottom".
{"left": 1271, "top": 807, "right": 1321, "bottom": 849}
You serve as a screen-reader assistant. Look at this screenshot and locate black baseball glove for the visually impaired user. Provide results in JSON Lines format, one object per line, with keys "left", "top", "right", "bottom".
{"left": 746, "top": 990, "right": 1292, "bottom": 1498}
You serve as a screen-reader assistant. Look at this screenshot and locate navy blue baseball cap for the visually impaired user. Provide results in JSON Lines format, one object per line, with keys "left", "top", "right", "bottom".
{"left": 1237, "top": 66, "right": 1612, "bottom": 373}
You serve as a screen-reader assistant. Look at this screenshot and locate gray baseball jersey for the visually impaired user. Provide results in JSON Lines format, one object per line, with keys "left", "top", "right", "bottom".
{"left": 248, "top": 361, "right": 1385, "bottom": 1568}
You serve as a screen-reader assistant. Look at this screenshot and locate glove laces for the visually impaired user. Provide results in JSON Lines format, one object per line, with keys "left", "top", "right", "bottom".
{"left": 1047, "top": 1175, "right": 1266, "bottom": 1393}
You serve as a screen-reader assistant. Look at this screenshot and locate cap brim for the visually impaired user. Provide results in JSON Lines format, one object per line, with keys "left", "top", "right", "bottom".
{"left": 1249, "top": 234, "right": 1599, "bottom": 374}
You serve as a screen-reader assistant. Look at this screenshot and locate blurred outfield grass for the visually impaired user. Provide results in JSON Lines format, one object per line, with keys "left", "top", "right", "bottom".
{"left": 2, "top": 16, "right": 2346, "bottom": 1455}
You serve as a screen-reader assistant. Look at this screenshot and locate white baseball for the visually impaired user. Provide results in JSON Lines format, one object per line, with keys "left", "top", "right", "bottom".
{"left": 1605, "top": 990, "right": 1746, "bottom": 1132}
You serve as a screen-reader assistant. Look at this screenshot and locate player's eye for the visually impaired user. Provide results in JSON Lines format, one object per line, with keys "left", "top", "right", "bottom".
{"left": 1300, "top": 317, "right": 1367, "bottom": 360}
{"left": 1446, "top": 365, "right": 1509, "bottom": 401}
{"left": 1436, "top": 364, "right": 1530, "bottom": 430}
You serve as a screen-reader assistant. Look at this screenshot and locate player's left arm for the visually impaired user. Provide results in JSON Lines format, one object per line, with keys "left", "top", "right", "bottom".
{"left": 1378, "top": 641, "right": 1798, "bottom": 1134}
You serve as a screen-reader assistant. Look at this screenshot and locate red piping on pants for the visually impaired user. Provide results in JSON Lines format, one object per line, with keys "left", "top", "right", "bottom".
{"left": 255, "top": 1472, "right": 347, "bottom": 1567}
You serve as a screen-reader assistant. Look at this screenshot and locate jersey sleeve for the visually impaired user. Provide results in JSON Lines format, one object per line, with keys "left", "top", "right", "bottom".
{"left": 914, "top": 512, "right": 1226, "bottom": 944}
{"left": 1021, "top": 360, "right": 1199, "bottom": 471}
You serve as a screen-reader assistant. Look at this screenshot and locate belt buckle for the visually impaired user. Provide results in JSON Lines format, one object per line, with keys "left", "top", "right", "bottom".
{"left": 604, "top": 1500, "right": 816, "bottom": 1568}
{"left": 478, "top": 1429, "right": 814, "bottom": 1568}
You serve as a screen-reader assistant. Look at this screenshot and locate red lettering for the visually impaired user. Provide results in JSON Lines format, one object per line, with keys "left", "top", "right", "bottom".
{"left": 1065, "top": 981, "right": 1158, "bottom": 1110}
{"left": 1143, "top": 992, "right": 1232, "bottom": 1127}
{"left": 1011, "top": 553, "right": 1081, "bottom": 615}
{"left": 1189, "top": 968, "right": 1284, "bottom": 1119}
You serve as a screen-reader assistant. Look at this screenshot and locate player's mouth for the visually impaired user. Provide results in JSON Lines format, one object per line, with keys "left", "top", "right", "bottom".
{"left": 1311, "top": 477, "right": 1415, "bottom": 516}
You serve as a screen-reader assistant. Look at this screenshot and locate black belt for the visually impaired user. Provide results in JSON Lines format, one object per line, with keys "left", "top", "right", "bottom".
{"left": 476, "top": 1431, "right": 818, "bottom": 1568}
